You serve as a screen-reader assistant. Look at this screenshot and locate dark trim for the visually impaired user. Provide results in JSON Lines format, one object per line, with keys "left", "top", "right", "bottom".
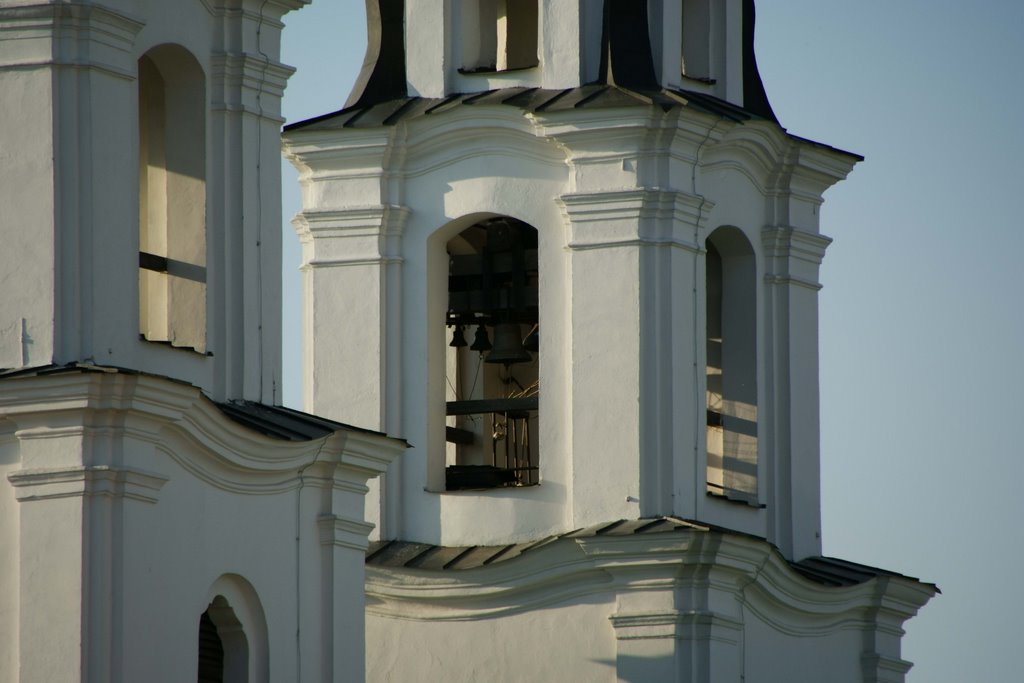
{"left": 345, "top": 0, "right": 408, "bottom": 110}
{"left": 139, "top": 251, "right": 168, "bottom": 273}
{"left": 742, "top": 0, "right": 777, "bottom": 122}
{"left": 139, "top": 251, "right": 207, "bottom": 284}
{"left": 445, "top": 426, "right": 475, "bottom": 445}
{"left": 446, "top": 396, "right": 539, "bottom": 416}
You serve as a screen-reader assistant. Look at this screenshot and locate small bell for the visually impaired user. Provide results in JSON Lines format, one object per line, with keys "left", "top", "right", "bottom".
{"left": 449, "top": 325, "right": 467, "bottom": 348}
{"left": 470, "top": 325, "right": 492, "bottom": 352}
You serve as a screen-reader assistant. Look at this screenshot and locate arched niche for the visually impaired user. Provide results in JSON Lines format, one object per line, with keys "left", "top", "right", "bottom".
{"left": 199, "top": 574, "right": 269, "bottom": 683}
{"left": 705, "top": 225, "right": 758, "bottom": 503}
{"left": 138, "top": 43, "right": 207, "bottom": 352}
{"left": 428, "top": 214, "right": 541, "bottom": 492}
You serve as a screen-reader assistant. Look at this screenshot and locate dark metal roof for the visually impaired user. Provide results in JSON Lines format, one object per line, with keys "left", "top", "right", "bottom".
{"left": 0, "top": 363, "right": 405, "bottom": 445}
{"left": 345, "top": 0, "right": 406, "bottom": 110}
{"left": 285, "top": 85, "right": 756, "bottom": 133}
{"left": 367, "top": 516, "right": 936, "bottom": 591}
{"left": 214, "top": 400, "right": 400, "bottom": 443}
{"left": 331, "top": 0, "right": 776, "bottom": 124}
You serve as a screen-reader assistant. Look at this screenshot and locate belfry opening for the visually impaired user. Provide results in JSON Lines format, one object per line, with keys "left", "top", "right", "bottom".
{"left": 444, "top": 217, "right": 539, "bottom": 490}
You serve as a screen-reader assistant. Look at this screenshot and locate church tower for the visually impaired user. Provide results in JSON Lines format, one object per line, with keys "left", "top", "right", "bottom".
{"left": 288, "top": 0, "right": 834, "bottom": 556}
{"left": 285, "top": 1, "right": 934, "bottom": 680}
{"left": 0, "top": 3, "right": 402, "bottom": 681}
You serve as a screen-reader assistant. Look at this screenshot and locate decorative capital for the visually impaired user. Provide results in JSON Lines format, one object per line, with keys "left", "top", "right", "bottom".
{"left": 318, "top": 513, "right": 376, "bottom": 551}
{"left": 7, "top": 466, "right": 168, "bottom": 504}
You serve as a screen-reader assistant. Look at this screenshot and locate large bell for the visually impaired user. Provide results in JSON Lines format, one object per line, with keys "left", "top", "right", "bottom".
{"left": 485, "top": 323, "right": 532, "bottom": 365}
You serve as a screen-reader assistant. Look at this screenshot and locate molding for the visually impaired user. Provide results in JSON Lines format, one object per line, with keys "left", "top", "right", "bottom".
{"left": 763, "top": 274, "right": 823, "bottom": 292}
{"left": 762, "top": 225, "right": 833, "bottom": 290}
{"left": 0, "top": 369, "right": 403, "bottom": 496}
{"left": 861, "top": 653, "right": 913, "bottom": 683}
{"left": 609, "top": 609, "right": 743, "bottom": 641}
{"left": 319, "top": 514, "right": 376, "bottom": 551}
{"left": 210, "top": 52, "right": 296, "bottom": 100}
{"left": 295, "top": 205, "right": 410, "bottom": 267}
{"left": 8, "top": 465, "right": 168, "bottom": 504}
{"left": 365, "top": 530, "right": 936, "bottom": 634}
{"left": 559, "top": 189, "right": 709, "bottom": 252}
{"left": 0, "top": 3, "right": 142, "bottom": 78}
{"left": 295, "top": 205, "right": 409, "bottom": 241}
{"left": 199, "top": 0, "right": 308, "bottom": 23}
{"left": 762, "top": 225, "right": 833, "bottom": 263}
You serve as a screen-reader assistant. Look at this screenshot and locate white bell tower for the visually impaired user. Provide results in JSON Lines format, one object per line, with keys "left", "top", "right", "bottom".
{"left": 284, "top": 2, "right": 935, "bottom": 681}
{"left": 0, "top": 0, "right": 302, "bottom": 404}
{"left": 1, "top": 3, "right": 404, "bottom": 682}
{"left": 287, "top": 0, "right": 841, "bottom": 560}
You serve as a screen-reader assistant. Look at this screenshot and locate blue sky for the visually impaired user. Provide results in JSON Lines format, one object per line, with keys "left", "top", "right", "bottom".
{"left": 279, "top": 3, "right": 1024, "bottom": 679}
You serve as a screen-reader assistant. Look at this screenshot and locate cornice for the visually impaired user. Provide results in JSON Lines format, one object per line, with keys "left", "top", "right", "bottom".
{"left": 365, "top": 528, "right": 936, "bottom": 632}
{"left": 293, "top": 205, "right": 410, "bottom": 266}
{"left": 699, "top": 120, "right": 789, "bottom": 192}
{"left": 200, "top": 0, "right": 308, "bottom": 24}
{"left": 210, "top": 52, "right": 296, "bottom": 100}
{"left": 294, "top": 205, "right": 409, "bottom": 240}
{"left": 558, "top": 189, "right": 709, "bottom": 252}
{"left": 319, "top": 514, "right": 376, "bottom": 552}
{"left": 762, "top": 225, "right": 833, "bottom": 262}
{"left": 0, "top": 367, "right": 402, "bottom": 495}
{"left": 396, "top": 109, "right": 566, "bottom": 179}
{"left": 282, "top": 128, "right": 398, "bottom": 179}
{"left": 609, "top": 609, "right": 743, "bottom": 641}
{"left": 8, "top": 465, "right": 168, "bottom": 503}
{"left": 0, "top": 2, "right": 142, "bottom": 76}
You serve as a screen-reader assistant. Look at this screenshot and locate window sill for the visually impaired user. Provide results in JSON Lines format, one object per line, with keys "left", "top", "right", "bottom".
{"left": 139, "top": 334, "right": 212, "bottom": 356}
{"left": 445, "top": 464, "right": 538, "bottom": 491}
{"left": 680, "top": 73, "right": 716, "bottom": 85}
{"left": 458, "top": 64, "right": 539, "bottom": 75}
{"left": 706, "top": 487, "right": 765, "bottom": 509}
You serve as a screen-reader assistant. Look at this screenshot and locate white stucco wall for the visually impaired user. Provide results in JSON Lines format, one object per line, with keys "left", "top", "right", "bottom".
{"left": 365, "top": 531, "right": 935, "bottom": 683}
{"left": 1, "top": 370, "right": 401, "bottom": 682}
{"left": 0, "top": 0, "right": 300, "bottom": 403}
{"left": 286, "top": 102, "right": 856, "bottom": 559}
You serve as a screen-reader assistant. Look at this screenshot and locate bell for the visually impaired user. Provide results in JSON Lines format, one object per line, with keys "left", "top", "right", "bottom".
{"left": 470, "top": 325, "right": 492, "bottom": 352}
{"left": 449, "top": 325, "right": 467, "bottom": 348}
{"left": 485, "top": 323, "right": 532, "bottom": 365}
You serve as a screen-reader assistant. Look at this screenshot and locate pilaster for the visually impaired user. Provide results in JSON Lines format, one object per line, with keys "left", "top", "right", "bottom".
{"left": 558, "top": 188, "right": 708, "bottom": 529}
{"left": 9, "top": 463, "right": 167, "bottom": 683}
{"left": 0, "top": 4, "right": 143, "bottom": 371}
{"left": 761, "top": 225, "right": 831, "bottom": 560}
{"left": 293, "top": 204, "right": 409, "bottom": 429}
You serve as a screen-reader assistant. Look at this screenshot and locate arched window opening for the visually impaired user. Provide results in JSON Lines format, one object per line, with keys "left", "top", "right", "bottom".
{"left": 138, "top": 45, "right": 207, "bottom": 352}
{"left": 681, "top": 0, "right": 714, "bottom": 82}
{"left": 197, "top": 610, "right": 224, "bottom": 683}
{"left": 445, "top": 217, "right": 539, "bottom": 490}
{"left": 198, "top": 596, "right": 249, "bottom": 683}
{"left": 461, "top": 0, "right": 539, "bottom": 73}
{"left": 706, "top": 228, "right": 757, "bottom": 503}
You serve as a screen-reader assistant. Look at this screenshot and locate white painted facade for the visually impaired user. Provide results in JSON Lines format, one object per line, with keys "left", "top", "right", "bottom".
{"left": 286, "top": 3, "right": 842, "bottom": 560}
{"left": 364, "top": 527, "right": 936, "bottom": 682}
{"left": 0, "top": 0, "right": 295, "bottom": 404}
{"left": 0, "top": 1, "right": 403, "bottom": 681}
{"left": 285, "top": 2, "right": 936, "bottom": 681}
{"left": 0, "top": 368, "right": 401, "bottom": 682}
